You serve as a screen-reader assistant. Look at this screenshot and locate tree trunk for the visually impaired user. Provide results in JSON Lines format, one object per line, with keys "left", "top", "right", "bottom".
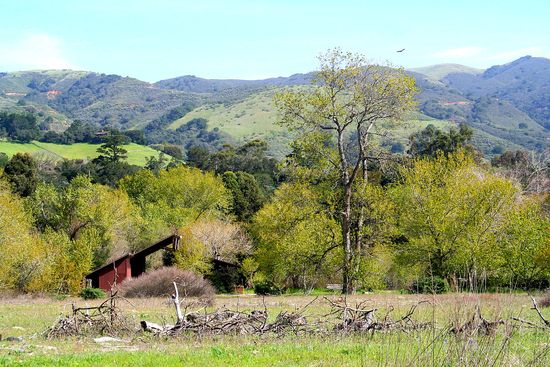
{"left": 341, "top": 184, "right": 353, "bottom": 294}
{"left": 352, "top": 157, "right": 368, "bottom": 278}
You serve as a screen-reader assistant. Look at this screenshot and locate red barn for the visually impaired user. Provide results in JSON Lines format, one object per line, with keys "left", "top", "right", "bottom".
{"left": 86, "top": 235, "right": 181, "bottom": 291}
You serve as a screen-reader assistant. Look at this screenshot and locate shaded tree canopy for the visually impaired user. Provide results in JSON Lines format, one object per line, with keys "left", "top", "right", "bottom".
{"left": 408, "top": 123, "right": 473, "bottom": 158}
{"left": 3, "top": 153, "right": 38, "bottom": 197}
{"left": 0, "top": 112, "right": 40, "bottom": 142}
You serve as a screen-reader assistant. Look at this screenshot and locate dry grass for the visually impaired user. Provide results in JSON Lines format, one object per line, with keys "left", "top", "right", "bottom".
{"left": 1, "top": 292, "right": 549, "bottom": 366}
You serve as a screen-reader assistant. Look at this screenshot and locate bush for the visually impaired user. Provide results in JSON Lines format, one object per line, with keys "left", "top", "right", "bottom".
{"left": 119, "top": 267, "right": 215, "bottom": 305}
{"left": 80, "top": 288, "right": 106, "bottom": 300}
{"left": 254, "top": 281, "right": 281, "bottom": 295}
{"left": 409, "top": 276, "right": 450, "bottom": 294}
{"left": 540, "top": 292, "right": 550, "bottom": 308}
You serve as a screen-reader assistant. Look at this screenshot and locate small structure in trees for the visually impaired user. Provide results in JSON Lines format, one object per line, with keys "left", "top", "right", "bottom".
{"left": 86, "top": 234, "right": 243, "bottom": 292}
{"left": 86, "top": 235, "right": 181, "bottom": 291}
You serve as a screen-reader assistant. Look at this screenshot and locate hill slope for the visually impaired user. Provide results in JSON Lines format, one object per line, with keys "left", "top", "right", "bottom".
{"left": 1, "top": 57, "right": 548, "bottom": 157}
{"left": 443, "top": 56, "right": 550, "bottom": 130}
{"left": 409, "top": 63, "right": 482, "bottom": 83}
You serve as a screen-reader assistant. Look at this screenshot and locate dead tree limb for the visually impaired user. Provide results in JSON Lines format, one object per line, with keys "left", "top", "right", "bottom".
{"left": 530, "top": 296, "right": 550, "bottom": 329}
{"left": 172, "top": 282, "right": 183, "bottom": 325}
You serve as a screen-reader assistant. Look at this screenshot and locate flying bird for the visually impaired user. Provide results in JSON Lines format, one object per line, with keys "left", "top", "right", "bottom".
{"left": 396, "top": 48, "right": 405, "bottom": 53}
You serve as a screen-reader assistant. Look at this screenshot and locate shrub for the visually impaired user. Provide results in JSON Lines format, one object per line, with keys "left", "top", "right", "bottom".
{"left": 80, "top": 288, "right": 106, "bottom": 300}
{"left": 254, "top": 281, "right": 281, "bottom": 295}
{"left": 540, "top": 292, "right": 550, "bottom": 308}
{"left": 119, "top": 267, "right": 215, "bottom": 305}
{"left": 409, "top": 276, "right": 450, "bottom": 294}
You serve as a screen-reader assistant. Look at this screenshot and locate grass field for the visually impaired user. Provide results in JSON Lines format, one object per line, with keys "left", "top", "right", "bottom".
{"left": 0, "top": 141, "right": 162, "bottom": 166}
{"left": 0, "top": 293, "right": 548, "bottom": 366}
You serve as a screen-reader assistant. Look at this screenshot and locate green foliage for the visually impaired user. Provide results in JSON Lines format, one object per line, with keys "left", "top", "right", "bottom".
{"left": 119, "top": 166, "right": 229, "bottom": 250}
{"left": 254, "top": 281, "right": 282, "bottom": 295}
{"left": 189, "top": 139, "right": 279, "bottom": 194}
{"left": 2, "top": 153, "right": 38, "bottom": 197}
{"left": 94, "top": 133, "right": 129, "bottom": 163}
{"left": 274, "top": 49, "right": 418, "bottom": 293}
{"left": 241, "top": 257, "right": 259, "bottom": 287}
{"left": 251, "top": 183, "right": 341, "bottom": 289}
{"left": 409, "top": 276, "right": 450, "bottom": 294}
{"left": 389, "top": 150, "right": 518, "bottom": 280}
{"left": 39, "top": 120, "right": 101, "bottom": 144}
{"left": 0, "top": 112, "right": 40, "bottom": 142}
{"left": 173, "top": 228, "right": 211, "bottom": 275}
{"left": 29, "top": 176, "right": 136, "bottom": 270}
{"left": 80, "top": 287, "right": 106, "bottom": 300}
{"left": 408, "top": 124, "right": 474, "bottom": 158}
{"left": 222, "top": 171, "right": 265, "bottom": 221}
{"left": 0, "top": 152, "right": 8, "bottom": 167}
{"left": 495, "top": 199, "right": 550, "bottom": 288}
{"left": 0, "top": 180, "right": 45, "bottom": 292}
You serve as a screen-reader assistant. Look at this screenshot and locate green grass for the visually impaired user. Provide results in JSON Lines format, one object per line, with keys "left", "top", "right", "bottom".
{"left": 2, "top": 331, "right": 548, "bottom": 367}
{"left": 169, "top": 89, "right": 284, "bottom": 138}
{"left": 0, "top": 293, "right": 549, "bottom": 366}
{"left": 0, "top": 141, "right": 162, "bottom": 166}
{"left": 409, "top": 63, "right": 482, "bottom": 82}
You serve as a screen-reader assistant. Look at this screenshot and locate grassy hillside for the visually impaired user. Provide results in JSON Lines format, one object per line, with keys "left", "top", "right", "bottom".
{"left": 166, "top": 86, "right": 523, "bottom": 157}
{"left": 169, "top": 89, "right": 283, "bottom": 137}
{"left": 0, "top": 141, "right": 161, "bottom": 166}
{"left": 409, "top": 64, "right": 482, "bottom": 82}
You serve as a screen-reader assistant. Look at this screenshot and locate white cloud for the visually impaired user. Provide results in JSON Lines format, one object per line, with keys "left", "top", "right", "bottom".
{"left": 433, "top": 46, "right": 484, "bottom": 59}
{"left": 0, "top": 33, "right": 75, "bottom": 71}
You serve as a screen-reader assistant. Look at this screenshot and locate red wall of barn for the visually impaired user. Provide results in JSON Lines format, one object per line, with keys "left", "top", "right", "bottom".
{"left": 97, "top": 257, "right": 132, "bottom": 291}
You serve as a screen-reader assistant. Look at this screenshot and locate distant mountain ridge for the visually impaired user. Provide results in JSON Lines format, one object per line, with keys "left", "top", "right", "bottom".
{"left": 155, "top": 72, "right": 313, "bottom": 93}
{"left": 0, "top": 56, "right": 548, "bottom": 155}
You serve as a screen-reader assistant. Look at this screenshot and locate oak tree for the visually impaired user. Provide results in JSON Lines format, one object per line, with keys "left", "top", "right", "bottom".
{"left": 275, "top": 48, "right": 417, "bottom": 293}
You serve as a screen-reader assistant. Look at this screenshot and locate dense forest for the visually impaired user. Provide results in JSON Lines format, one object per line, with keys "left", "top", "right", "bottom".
{"left": 0, "top": 50, "right": 548, "bottom": 296}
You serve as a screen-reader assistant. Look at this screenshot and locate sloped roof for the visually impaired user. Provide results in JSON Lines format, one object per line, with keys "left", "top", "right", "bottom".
{"left": 86, "top": 235, "right": 179, "bottom": 278}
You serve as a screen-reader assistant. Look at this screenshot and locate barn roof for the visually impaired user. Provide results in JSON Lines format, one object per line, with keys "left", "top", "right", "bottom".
{"left": 86, "top": 234, "right": 180, "bottom": 278}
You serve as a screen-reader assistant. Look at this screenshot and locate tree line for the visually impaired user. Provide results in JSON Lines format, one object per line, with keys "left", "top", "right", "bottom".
{"left": 0, "top": 49, "right": 548, "bottom": 295}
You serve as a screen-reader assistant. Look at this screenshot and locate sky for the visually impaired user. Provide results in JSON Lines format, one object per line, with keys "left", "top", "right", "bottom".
{"left": 0, "top": 0, "right": 548, "bottom": 82}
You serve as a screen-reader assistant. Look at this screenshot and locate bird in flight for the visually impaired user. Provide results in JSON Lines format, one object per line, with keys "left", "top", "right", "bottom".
{"left": 396, "top": 48, "right": 405, "bottom": 53}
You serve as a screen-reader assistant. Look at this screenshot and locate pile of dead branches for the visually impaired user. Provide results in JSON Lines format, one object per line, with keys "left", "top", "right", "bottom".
{"left": 326, "top": 297, "right": 432, "bottom": 333}
{"left": 140, "top": 284, "right": 431, "bottom": 336}
{"left": 450, "top": 306, "right": 504, "bottom": 336}
{"left": 141, "top": 308, "right": 311, "bottom": 336}
{"left": 46, "top": 292, "right": 135, "bottom": 338}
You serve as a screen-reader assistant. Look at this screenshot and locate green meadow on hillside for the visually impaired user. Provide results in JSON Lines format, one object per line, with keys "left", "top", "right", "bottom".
{"left": 169, "top": 90, "right": 523, "bottom": 157}
{"left": 0, "top": 141, "right": 161, "bottom": 166}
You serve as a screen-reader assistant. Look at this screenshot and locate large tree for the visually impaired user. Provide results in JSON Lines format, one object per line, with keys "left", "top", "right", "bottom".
{"left": 389, "top": 151, "right": 518, "bottom": 282}
{"left": 274, "top": 48, "right": 417, "bottom": 293}
{"left": 3, "top": 153, "right": 38, "bottom": 197}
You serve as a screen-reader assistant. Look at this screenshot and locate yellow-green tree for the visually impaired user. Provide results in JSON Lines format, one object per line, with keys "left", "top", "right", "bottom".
{"left": 119, "top": 166, "right": 229, "bottom": 249}
{"left": 389, "top": 151, "right": 518, "bottom": 282}
{"left": 251, "top": 183, "right": 341, "bottom": 290}
{"left": 275, "top": 48, "right": 417, "bottom": 293}
{"left": 0, "top": 180, "right": 46, "bottom": 291}
{"left": 29, "top": 176, "right": 136, "bottom": 269}
{"left": 496, "top": 199, "right": 550, "bottom": 288}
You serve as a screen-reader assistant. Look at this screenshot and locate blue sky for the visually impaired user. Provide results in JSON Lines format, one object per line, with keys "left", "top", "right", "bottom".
{"left": 0, "top": 0, "right": 548, "bottom": 81}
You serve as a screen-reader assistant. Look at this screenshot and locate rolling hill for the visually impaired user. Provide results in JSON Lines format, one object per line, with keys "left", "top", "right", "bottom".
{"left": 409, "top": 63, "right": 482, "bottom": 83}
{"left": 1, "top": 56, "right": 548, "bottom": 159}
